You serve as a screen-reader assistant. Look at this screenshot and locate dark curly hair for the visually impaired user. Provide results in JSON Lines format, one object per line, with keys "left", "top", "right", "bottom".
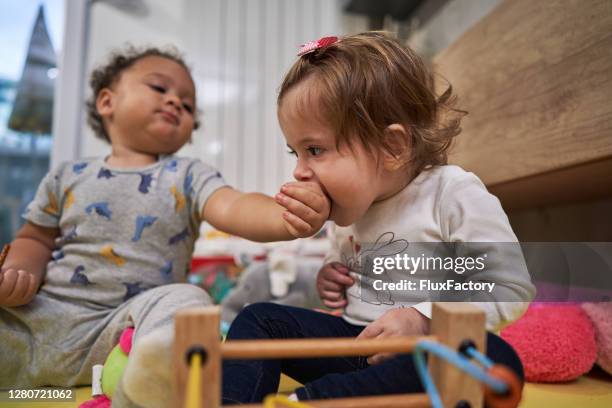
{"left": 86, "top": 45, "right": 200, "bottom": 143}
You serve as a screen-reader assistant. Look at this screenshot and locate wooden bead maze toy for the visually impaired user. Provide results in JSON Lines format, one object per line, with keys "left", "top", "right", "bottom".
{"left": 174, "top": 303, "right": 522, "bottom": 408}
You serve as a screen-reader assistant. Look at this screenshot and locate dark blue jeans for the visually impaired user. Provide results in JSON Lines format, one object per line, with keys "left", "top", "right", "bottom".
{"left": 222, "top": 303, "right": 523, "bottom": 404}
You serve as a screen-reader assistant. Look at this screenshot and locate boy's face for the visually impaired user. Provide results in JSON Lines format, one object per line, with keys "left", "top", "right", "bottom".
{"left": 279, "top": 80, "right": 388, "bottom": 227}
{"left": 98, "top": 56, "right": 196, "bottom": 155}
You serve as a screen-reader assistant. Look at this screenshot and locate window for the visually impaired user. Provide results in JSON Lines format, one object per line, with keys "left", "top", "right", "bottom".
{"left": 0, "top": 1, "right": 64, "bottom": 245}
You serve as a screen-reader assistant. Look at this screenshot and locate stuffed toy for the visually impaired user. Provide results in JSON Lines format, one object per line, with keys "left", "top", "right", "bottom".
{"left": 221, "top": 258, "right": 323, "bottom": 324}
{"left": 79, "top": 327, "right": 134, "bottom": 408}
{"left": 501, "top": 302, "right": 611, "bottom": 382}
{"left": 581, "top": 302, "right": 612, "bottom": 375}
{"left": 501, "top": 242, "right": 612, "bottom": 382}
{"left": 79, "top": 321, "right": 235, "bottom": 408}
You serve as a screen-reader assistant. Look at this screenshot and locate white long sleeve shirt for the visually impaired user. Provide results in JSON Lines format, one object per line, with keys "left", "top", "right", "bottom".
{"left": 325, "top": 165, "right": 535, "bottom": 331}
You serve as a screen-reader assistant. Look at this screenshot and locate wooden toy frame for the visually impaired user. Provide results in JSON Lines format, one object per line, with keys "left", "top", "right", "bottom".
{"left": 174, "top": 302, "right": 487, "bottom": 408}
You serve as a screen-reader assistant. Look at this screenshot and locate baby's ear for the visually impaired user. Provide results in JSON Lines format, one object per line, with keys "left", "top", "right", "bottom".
{"left": 95, "top": 88, "right": 114, "bottom": 118}
{"left": 382, "top": 123, "right": 411, "bottom": 171}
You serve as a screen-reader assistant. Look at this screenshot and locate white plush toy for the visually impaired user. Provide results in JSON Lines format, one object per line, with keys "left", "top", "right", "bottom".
{"left": 221, "top": 257, "right": 324, "bottom": 323}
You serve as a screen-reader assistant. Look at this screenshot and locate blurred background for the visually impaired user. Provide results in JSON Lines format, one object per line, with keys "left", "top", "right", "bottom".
{"left": 0, "top": 0, "right": 502, "bottom": 246}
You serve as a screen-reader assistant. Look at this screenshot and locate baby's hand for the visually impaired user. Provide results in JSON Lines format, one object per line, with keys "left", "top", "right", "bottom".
{"left": 0, "top": 268, "right": 40, "bottom": 307}
{"left": 275, "top": 181, "right": 330, "bottom": 238}
{"left": 317, "top": 262, "right": 354, "bottom": 308}
{"left": 356, "top": 307, "right": 430, "bottom": 365}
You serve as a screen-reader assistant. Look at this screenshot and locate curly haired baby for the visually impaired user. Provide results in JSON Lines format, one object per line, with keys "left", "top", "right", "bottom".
{"left": 0, "top": 46, "right": 329, "bottom": 406}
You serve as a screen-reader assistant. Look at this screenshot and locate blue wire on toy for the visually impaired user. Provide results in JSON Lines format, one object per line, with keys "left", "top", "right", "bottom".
{"left": 412, "top": 340, "right": 508, "bottom": 408}
{"left": 465, "top": 345, "right": 494, "bottom": 369}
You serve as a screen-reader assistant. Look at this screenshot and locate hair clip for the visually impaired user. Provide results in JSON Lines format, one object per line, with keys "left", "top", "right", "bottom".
{"left": 297, "top": 36, "right": 338, "bottom": 57}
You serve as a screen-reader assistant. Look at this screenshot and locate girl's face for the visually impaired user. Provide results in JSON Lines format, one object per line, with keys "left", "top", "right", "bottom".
{"left": 279, "top": 80, "right": 396, "bottom": 227}
{"left": 98, "top": 56, "right": 196, "bottom": 156}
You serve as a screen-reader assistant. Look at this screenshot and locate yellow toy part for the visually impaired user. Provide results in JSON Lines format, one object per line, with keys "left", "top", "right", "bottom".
{"left": 100, "top": 342, "right": 129, "bottom": 399}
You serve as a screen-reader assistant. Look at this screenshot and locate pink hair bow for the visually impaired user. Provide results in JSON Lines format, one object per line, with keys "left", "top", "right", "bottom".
{"left": 297, "top": 36, "right": 338, "bottom": 57}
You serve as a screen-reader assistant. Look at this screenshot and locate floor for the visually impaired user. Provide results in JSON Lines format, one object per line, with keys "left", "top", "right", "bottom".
{"left": 1, "top": 368, "right": 610, "bottom": 407}
{"left": 520, "top": 367, "right": 612, "bottom": 408}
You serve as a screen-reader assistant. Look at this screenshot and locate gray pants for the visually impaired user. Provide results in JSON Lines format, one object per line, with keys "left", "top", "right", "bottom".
{"left": 0, "top": 283, "right": 211, "bottom": 387}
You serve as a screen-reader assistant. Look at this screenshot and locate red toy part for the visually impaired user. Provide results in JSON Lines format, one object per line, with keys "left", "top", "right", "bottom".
{"left": 119, "top": 327, "right": 134, "bottom": 354}
{"left": 483, "top": 364, "right": 522, "bottom": 408}
{"left": 78, "top": 395, "right": 110, "bottom": 408}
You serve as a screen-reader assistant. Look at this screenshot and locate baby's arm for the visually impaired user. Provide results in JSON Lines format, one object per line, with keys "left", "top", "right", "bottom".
{"left": 0, "top": 222, "right": 58, "bottom": 306}
{"left": 316, "top": 225, "right": 354, "bottom": 308}
{"left": 202, "top": 181, "right": 329, "bottom": 242}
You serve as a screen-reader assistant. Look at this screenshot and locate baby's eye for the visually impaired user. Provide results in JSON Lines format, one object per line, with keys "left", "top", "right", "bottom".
{"left": 182, "top": 103, "right": 194, "bottom": 114}
{"left": 307, "top": 146, "right": 323, "bottom": 156}
{"left": 287, "top": 148, "right": 297, "bottom": 157}
{"left": 149, "top": 84, "right": 166, "bottom": 93}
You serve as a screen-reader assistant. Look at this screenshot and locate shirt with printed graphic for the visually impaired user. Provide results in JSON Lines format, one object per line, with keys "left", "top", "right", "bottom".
{"left": 23, "top": 156, "right": 226, "bottom": 307}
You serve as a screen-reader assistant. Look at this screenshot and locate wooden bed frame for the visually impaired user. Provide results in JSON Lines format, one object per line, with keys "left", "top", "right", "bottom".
{"left": 436, "top": 0, "right": 611, "bottom": 211}
{"left": 174, "top": 303, "right": 487, "bottom": 408}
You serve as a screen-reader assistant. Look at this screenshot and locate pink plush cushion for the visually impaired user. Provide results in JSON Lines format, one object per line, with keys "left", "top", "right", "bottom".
{"left": 581, "top": 302, "right": 612, "bottom": 375}
{"left": 501, "top": 304, "right": 597, "bottom": 382}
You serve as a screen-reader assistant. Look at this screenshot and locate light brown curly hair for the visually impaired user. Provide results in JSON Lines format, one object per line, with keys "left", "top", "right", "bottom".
{"left": 278, "top": 31, "right": 466, "bottom": 174}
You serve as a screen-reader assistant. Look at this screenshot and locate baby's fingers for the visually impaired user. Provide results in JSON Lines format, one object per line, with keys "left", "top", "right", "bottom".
{"left": 7, "top": 270, "right": 31, "bottom": 303}
{"left": 362, "top": 331, "right": 394, "bottom": 364}
{"left": 280, "top": 184, "right": 328, "bottom": 215}
{"left": 9, "top": 269, "right": 33, "bottom": 304}
{"left": 0, "top": 268, "right": 18, "bottom": 301}
{"left": 356, "top": 322, "right": 384, "bottom": 340}
{"left": 367, "top": 352, "right": 396, "bottom": 365}
{"left": 320, "top": 288, "right": 344, "bottom": 301}
{"left": 23, "top": 273, "right": 38, "bottom": 302}
{"left": 320, "top": 279, "right": 345, "bottom": 292}
{"left": 282, "top": 211, "right": 312, "bottom": 237}
{"left": 327, "top": 268, "right": 354, "bottom": 286}
{"left": 3, "top": 270, "right": 37, "bottom": 306}
{"left": 276, "top": 193, "right": 318, "bottom": 228}
{"left": 323, "top": 298, "right": 348, "bottom": 309}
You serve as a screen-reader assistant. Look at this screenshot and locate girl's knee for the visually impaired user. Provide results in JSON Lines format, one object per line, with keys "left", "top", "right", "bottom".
{"left": 228, "top": 302, "right": 285, "bottom": 338}
{"left": 149, "top": 283, "right": 212, "bottom": 308}
{"left": 240, "top": 302, "right": 284, "bottom": 317}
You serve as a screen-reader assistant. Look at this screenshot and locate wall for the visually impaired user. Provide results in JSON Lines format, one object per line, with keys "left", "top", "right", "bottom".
{"left": 405, "top": 0, "right": 502, "bottom": 57}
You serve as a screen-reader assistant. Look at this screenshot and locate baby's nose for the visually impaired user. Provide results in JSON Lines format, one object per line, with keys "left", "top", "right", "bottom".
{"left": 165, "top": 94, "right": 181, "bottom": 108}
{"left": 293, "top": 162, "right": 314, "bottom": 181}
